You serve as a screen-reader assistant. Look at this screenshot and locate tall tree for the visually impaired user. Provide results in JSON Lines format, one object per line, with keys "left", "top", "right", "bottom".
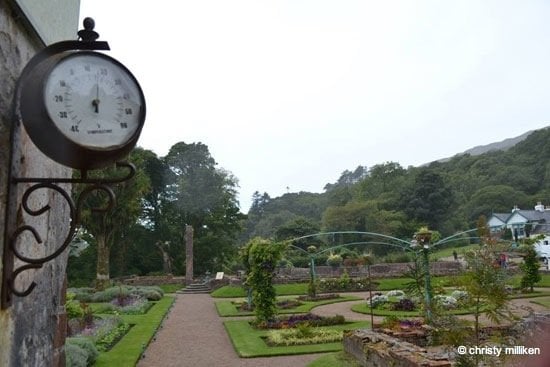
{"left": 77, "top": 148, "right": 151, "bottom": 289}
{"left": 462, "top": 247, "right": 512, "bottom": 344}
{"left": 401, "top": 169, "right": 454, "bottom": 230}
{"left": 163, "top": 142, "right": 244, "bottom": 274}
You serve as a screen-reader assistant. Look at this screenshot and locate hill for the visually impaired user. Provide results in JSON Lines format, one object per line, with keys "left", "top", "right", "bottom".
{"left": 242, "top": 127, "right": 550, "bottom": 247}
{"left": 433, "top": 129, "right": 543, "bottom": 164}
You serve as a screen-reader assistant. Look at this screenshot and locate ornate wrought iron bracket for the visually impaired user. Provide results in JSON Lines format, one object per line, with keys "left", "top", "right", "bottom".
{"left": 1, "top": 163, "right": 135, "bottom": 309}
{"left": 1, "top": 18, "right": 138, "bottom": 309}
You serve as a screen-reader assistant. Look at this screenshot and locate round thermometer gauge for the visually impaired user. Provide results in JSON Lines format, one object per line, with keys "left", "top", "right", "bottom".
{"left": 19, "top": 51, "right": 146, "bottom": 169}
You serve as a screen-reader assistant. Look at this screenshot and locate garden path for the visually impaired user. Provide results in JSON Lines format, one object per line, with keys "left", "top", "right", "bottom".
{"left": 312, "top": 290, "right": 550, "bottom": 326}
{"left": 137, "top": 293, "right": 324, "bottom": 367}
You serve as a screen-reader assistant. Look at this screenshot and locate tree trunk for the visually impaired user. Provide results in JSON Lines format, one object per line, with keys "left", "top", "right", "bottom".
{"left": 156, "top": 241, "right": 173, "bottom": 274}
{"left": 96, "top": 233, "right": 111, "bottom": 290}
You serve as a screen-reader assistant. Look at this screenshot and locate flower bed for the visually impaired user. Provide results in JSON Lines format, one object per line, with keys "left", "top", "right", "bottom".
{"left": 254, "top": 313, "right": 345, "bottom": 329}
{"left": 69, "top": 315, "right": 132, "bottom": 352}
{"left": 318, "top": 277, "right": 377, "bottom": 292}
{"left": 265, "top": 325, "right": 343, "bottom": 346}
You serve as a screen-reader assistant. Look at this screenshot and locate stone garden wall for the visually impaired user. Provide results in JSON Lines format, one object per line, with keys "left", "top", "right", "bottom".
{"left": 343, "top": 329, "right": 452, "bottom": 367}
{"left": 275, "top": 261, "right": 462, "bottom": 282}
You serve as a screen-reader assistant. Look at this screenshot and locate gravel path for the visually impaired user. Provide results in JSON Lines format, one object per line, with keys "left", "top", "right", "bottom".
{"left": 137, "top": 294, "right": 324, "bottom": 367}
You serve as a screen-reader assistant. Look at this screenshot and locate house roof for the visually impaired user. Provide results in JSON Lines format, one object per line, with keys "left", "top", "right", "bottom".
{"left": 489, "top": 208, "right": 550, "bottom": 234}
{"left": 491, "top": 213, "right": 509, "bottom": 223}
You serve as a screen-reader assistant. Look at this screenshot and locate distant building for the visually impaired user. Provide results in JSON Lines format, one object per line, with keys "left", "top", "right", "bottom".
{"left": 488, "top": 202, "right": 550, "bottom": 238}
{"left": 488, "top": 202, "right": 550, "bottom": 264}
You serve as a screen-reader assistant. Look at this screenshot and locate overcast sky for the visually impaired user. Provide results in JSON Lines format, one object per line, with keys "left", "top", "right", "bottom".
{"left": 79, "top": 1, "right": 550, "bottom": 211}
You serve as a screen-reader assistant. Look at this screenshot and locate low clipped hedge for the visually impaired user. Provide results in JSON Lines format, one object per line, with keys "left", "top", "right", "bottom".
{"left": 66, "top": 337, "right": 99, "bottom": 367}
{"left": 69, "top": 286, "right": 163, "bottom": 303}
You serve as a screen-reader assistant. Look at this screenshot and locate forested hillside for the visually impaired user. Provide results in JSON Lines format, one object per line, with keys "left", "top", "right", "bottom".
{"left": 68, "top": 128, "right": 550, "bottom": 285}
{"left": 242, "top": 127, "right": 550, "bottom": 243}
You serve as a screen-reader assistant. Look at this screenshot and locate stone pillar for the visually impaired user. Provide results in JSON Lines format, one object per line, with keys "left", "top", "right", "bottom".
{"left": 185, "top": 225, "right": 194, "bottom": 285}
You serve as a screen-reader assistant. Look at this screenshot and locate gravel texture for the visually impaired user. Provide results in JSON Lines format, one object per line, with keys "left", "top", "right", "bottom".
{"left": 137, "top": 294, "right": 324, "bottom": 367}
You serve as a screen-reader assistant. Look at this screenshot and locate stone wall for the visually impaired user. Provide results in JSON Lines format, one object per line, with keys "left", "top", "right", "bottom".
{"left": 0, "top": 2, "right": 75, "bottom": 365}
{"left": 275, "top": 261, "right": 463, "bottom": 281}
{"left": 343, "top": 329, "right": 452, "bottom": 367}
{"left": 121, "top": 275, "right": 185, "bottom": 286}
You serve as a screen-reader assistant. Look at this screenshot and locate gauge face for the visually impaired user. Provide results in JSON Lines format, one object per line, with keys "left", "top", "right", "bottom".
{"left": 44, "top": 52, "right": 144, "bottom": 150}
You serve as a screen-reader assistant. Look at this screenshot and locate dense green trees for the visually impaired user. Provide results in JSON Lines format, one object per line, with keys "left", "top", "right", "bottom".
{"left": 243, "top": 128, "right": 550, "bottom": 246}
{"left": 69, "top": 127, "right": 550, "bottom": 286}
{"left": 68, "top": 142, "right": 243, "bottom": 286}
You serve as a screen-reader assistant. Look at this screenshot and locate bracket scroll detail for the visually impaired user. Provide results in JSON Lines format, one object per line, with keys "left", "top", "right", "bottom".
{"left": 1, "top": 162, "right": 135, "bottom": 309}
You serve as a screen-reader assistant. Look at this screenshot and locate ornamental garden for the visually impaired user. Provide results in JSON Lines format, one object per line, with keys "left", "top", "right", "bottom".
{"left": 64, "top": 233, "right": 550, "bottom": 367}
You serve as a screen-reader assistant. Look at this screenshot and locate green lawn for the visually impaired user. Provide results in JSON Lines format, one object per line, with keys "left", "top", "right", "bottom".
{"left": 211, "top": 283, "right": 308, "bottom": 298}
{"left": 509, "top": 291, "right": 550, "bottom": 299}
{"left": 508, "top": 274, "right": 550, "bottom": 288}
{"left": 307, "top": 352, "right": 361, "bottom": 367}
{"left": 94, "top": 296, "right": 175, "bottom": 367}
{"left": 430, "top": 244, "right": 480, "bottom": 260}
{"left": 530, "top": 296, "right": 550, "bottom": 309}
{"left": 158, "top": 283, "right": 184, "bottom": 293}
{"left": 224, "top": 319, "right": 370, "bottom": 357}
{"left": 215, "top": 295, "right": 361, "bottom": 317}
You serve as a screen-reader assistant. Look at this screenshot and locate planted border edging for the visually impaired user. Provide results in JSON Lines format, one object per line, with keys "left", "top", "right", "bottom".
{"left": 223, "top": 319, "right": 370, "bottom": 357}
{"left": 93, "top": 296, "right": 175, "bottom": 367}
{"left": 216, "top": 295, "right": 361, "bottom": 317}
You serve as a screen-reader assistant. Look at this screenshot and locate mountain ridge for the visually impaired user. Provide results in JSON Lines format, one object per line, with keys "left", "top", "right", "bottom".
{"left": 432, "top": 127, "right": 548, "bottom": 164}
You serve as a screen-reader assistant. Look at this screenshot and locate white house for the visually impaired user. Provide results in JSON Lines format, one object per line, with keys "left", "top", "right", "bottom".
{"left": 488, "top": 202, "right": 550, "bottom": 264}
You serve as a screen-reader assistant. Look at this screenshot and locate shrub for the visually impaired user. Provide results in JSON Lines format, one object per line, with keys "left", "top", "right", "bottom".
{"left": 451, "top": 290, "right": 469, "bottom": 302}
{"left": 380, "top": 315, "right": 401, "bottom": 330}
{"left": 370, "top": 294, "right": 388, "bottom": 308}
{"left": 68, "top": 288, "right": 95, "bottom": 303}
{"left": 66, "top": 293, "right": 84, "bottom": 319}
{"left": 134, "top": 286, "right": 163, "bottom": 301}
{"left": 65, "top": 343, "right": 88, "bottom": 367}
{"left": 66, "top": 337, "right": 98, "bottom": 366}
{"left": 386, "top": 290, "right": 405, "bottom": 298}
{"left": 338, "top": 270, "right": 352, "bottom": 289}
{"left": 91, "top": 287, "right": 129, "bottom": 303}
{"left": 71, "top": 286, "right": 163, "bottom": 303}
{"left": 277, "top": 258, "right": 293, "bottom": 269}
{"left": 326, "top": 253, "right": 343, "bottom": 267}
{"left": 434, "top": 295, "right": 458, "bottom": 310}
{"left": 391, "top": 298, "right": 416, "bottom": 311}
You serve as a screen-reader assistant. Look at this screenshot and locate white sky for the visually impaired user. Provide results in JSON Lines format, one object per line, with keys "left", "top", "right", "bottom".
{"left": 79, "top": 1, "right": 550, "bottom": 211}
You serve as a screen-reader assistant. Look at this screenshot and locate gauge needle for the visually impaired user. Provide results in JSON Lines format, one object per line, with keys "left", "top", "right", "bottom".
{"left": 92, "top": 78, "right": 100, "bottom": 113}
